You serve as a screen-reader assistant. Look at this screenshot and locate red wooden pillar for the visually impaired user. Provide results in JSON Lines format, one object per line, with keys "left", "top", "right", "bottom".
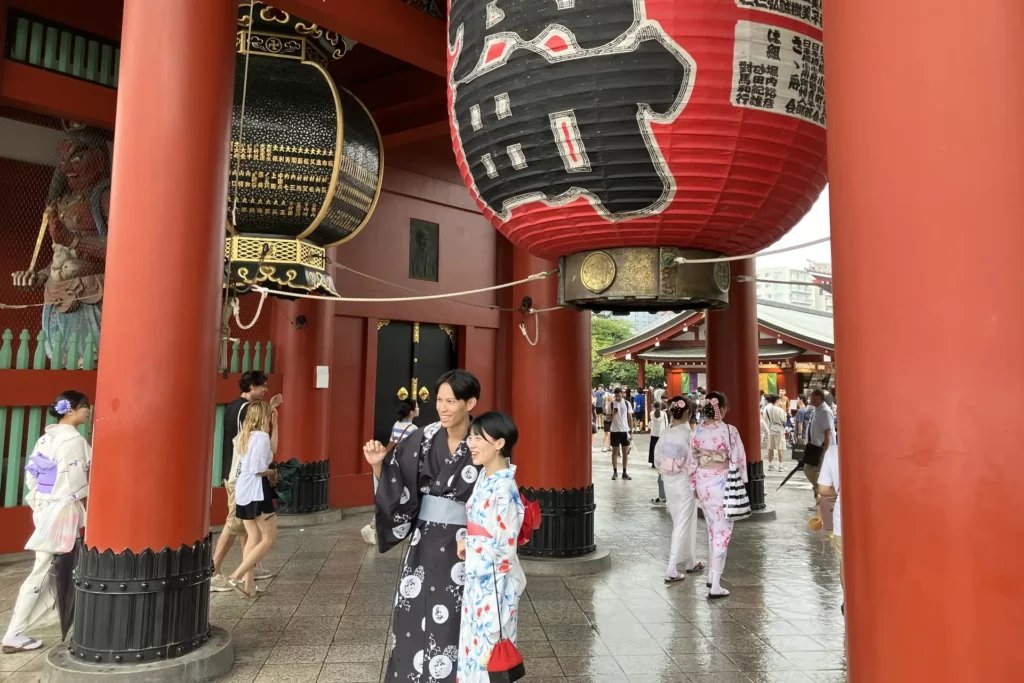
{"left": 272, "top": 296, "right": 334, "bottom": 513}
{"left": 74, "top": 0, "right": 236, "bottom": 666}
{"left": 706, "top": 258, "right": 764, "bottom": 510}
{"left": 825, "top": 1, "right": 1023, "bottom": 680}
{"left": 511, "top": 249, "right": 595, "bottom": 556}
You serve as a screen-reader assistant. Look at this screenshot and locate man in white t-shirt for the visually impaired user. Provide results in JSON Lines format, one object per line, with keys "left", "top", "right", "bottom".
{"left": 817, "top": 444, "right": 844, "bottom": 614}
{"left": 608, "top": 388, "right": 633, "bottom": 480}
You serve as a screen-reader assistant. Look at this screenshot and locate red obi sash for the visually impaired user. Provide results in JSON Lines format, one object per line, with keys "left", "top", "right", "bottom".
{"left": 466, "top": 522, "right": 492, "bottom": 537}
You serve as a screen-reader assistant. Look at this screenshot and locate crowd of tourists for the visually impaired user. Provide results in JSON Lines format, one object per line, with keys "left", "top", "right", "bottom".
{"left": 3, "top": 368, "right": 842, "bottom": 681}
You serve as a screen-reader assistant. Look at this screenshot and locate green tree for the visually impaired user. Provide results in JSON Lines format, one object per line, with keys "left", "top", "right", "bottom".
{"left": 590, "top": 316, "right": 666, "bottom": 389}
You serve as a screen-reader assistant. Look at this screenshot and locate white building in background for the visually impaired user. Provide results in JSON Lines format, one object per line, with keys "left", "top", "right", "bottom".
{"left": 595, "top": 310, "right": 673, "bottom": 332}
{"left": 756, "top": 266, "right": 834, "bottom": 312}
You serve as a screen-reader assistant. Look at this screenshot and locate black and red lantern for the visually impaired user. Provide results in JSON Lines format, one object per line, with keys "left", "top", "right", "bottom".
{"left": 447, "top": 0, "right": 826, "bottom": 310}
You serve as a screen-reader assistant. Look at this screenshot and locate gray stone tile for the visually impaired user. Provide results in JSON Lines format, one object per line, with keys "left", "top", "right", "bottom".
{"left": 324, "top": 641, "right": 385, "bottom": 663}
{"left": 265, "top": 645, "right": 330, "bottom": 664}
{"left": 316, "top": 663, "right": 381, "bottom": 682}
{"left": 253, "top": 663, "right": 323, "bottom": 683}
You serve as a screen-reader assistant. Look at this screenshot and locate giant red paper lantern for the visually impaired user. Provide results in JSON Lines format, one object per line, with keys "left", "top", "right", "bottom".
{"left": 447, "top": 0, "right": 827, "bottom": 309}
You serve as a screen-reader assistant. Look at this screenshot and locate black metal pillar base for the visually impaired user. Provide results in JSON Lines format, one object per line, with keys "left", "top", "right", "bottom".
{"left": 747, "top": 460, "right": 767, "bottom": 512}
{"left": 279, "top": 459, "right": 329, "bottom": 514}
{"left": 519, "top": 485, "right": 596, "bottom": 558}
{"left": 70, "top": 536, "right": 213, "bottom": 665}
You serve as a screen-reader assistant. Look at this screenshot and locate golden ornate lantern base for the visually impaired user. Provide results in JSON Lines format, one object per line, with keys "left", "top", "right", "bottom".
{"left": 559, "top": 247, "right": 730, "bottom": 312}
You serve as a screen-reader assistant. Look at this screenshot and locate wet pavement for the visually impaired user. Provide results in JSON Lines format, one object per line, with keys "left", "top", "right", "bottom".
{"left": 0, "top": 436, "right": 846, "bottom": 682}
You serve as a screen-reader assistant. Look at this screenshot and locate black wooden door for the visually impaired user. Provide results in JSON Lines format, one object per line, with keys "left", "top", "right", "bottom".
{"left": 374, "top": 322, "right": 459, "bottom": 442}
{"left": 414, "top": 324, "right": 459, "bottom": 428}
{"left": 374, "top": 321, "right": 414, "bottom": 445}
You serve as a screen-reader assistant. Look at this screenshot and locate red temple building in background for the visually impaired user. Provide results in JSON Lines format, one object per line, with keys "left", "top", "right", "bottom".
{"left": 0, "top": 1, "right": 1018, "bottom": 682}
{"left": 601, "top": 299, "right": 836, "bottom": 398}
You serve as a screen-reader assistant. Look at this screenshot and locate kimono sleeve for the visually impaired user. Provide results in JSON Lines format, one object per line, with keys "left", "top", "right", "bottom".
{"left": 374, "top": 430, "right": 424, "bottom": 553}
{"left": 687, "top": 429, "right": 700, "bottom": 489}
{"left": 471, "top": 480, "right": 524, "bottom": 574}
{"left": 728, "top": 425, "right": 748, "bottom": 484}
{"left": 60, "top": 435, "right": 91, "bottom": 503}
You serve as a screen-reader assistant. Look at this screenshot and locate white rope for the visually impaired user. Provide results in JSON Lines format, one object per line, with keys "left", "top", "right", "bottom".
{"left": 231, "top": 289, "right": 268, "bottom": 330}
{"left": 673, "top": 237, "right": 832, "bottom": 264}
{"left": 519, "top": 313, "right": 539, "bottom": 346}
{"left": 253, "top": 269, "right": 557, "bottom": 303}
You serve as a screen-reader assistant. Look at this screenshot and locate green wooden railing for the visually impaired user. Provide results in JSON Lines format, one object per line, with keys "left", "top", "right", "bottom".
{"left": 0, "top": 329, "right": 272, "bottom": 508}
{"left": 5, "top": 10, "right": 120, "bottom": 88}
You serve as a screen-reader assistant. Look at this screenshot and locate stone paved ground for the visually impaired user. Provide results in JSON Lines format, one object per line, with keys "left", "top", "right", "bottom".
{"left": 0, "top": 436, "right": 845, "bottom": 682}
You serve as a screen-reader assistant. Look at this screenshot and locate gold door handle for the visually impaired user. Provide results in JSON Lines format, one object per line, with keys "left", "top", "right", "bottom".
{"left": 418, "top": 386, "right": 430, "bottom": 402}
{"left": 397, "top": 387, "right": 409, "bottom": 400}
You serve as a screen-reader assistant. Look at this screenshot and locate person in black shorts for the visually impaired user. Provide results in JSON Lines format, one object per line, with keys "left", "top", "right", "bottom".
{"left": 608, "top": 388, "right": 634, "bottom": 480}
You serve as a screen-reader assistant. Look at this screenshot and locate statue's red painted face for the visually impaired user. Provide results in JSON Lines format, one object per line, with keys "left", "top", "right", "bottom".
{"left": 56, "top": 140, "right": 108, "bottom": 192}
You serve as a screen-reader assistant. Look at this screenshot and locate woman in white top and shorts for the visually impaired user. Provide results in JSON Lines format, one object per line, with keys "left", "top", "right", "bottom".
{"left": 228, "top": 401, "right": 279, "bottom": 598}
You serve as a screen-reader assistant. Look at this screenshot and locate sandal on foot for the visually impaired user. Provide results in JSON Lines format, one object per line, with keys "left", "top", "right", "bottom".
{"left": 227, "top": 578, "right": 253, "bottom": 599}
{"left": 708, "top": 589, "right": 731, "bottom": 599}
{"left": 664, "top": 575, "right": 685, "bottom": 584}
{"left": 686, "top": 562, "right": 705, "bottom": 573}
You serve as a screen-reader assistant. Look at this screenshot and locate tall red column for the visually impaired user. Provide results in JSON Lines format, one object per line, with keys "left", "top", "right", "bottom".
{"left": 511, "top": 249, "right": 594, "bottom": 556}
{"left": 824, "top": 1, "right": 1024, "bottom": 680}
{"left": 271, "top": 296, "right": 334, "bottom": 512}
{"left": 706, "top": 258, "right": 764, "bottom": 509}
{"left": 72, "top": 0, "right": 236, "bottom": 668}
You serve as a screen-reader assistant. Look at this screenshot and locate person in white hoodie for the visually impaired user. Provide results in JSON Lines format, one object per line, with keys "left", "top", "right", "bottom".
{"left": 2, "top": 391, "right": 91, "bottom": 654}
{"left": 654, "top": 396, "right": 704, "bottom": 583}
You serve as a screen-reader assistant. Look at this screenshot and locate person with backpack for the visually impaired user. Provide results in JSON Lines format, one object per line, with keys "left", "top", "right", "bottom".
{"left": 210, "top": 371, "right": 281, "bottom": 592}
{"left": 362, "top": 400, "right": 420, "bottom": 544}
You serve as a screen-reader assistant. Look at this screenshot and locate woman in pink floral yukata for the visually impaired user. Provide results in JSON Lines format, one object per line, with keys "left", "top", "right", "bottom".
{"left": 689, "top": 391, "right": 747, "bottom": 598}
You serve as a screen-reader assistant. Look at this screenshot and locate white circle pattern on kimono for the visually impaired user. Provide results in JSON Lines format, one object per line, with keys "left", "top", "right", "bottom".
{"left": 461, "top": 465, "right": 478, "bottom": 483}
{"left": 432, "top": 604, "right": 449, "bottom": 624}
{"left": 450, "top": 561, "right": 466, "bottom": 586}
{"left": 400, "top": 486, "right": 411, "bottom": 504}
{"left": 429, "top": 655, "right": 453, "bottom": 679}
{"left": 413, "top": 650, "right": 424, "bottom": 674}
{"left": 421, "top": 617, "right": 425, "bottom": 631}
{"left": 411, "top": 528, "right": 422, "bottom": 546}
{"left": 400, "top": 575, "right": 422, "bottom": 599}
{"left": 393, "top": 522, "right": 411, "bottom": 539}
{"left": 455, "top": 528, "right": 467, "bottom": 542}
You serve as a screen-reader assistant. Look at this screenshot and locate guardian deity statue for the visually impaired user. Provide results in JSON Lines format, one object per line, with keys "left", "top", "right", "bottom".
{"left": 11, "top": 124, "right": 110, "bottom": 365}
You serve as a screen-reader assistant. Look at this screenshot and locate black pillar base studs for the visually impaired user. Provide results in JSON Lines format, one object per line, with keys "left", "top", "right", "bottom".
{"left": 518, "top": 485, "right": 597, "bottom": 558}
{"left": 70, "top": 536, "right": 213, "bottom": 664}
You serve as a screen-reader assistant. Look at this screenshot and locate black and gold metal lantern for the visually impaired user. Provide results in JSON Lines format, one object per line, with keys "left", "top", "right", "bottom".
{"left": 226, "top": 2, "right": 383, "bottom": 297}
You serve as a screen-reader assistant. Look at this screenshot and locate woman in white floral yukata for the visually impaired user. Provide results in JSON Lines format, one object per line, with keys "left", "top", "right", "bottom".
{"left": 456, "top": 411, "right": 527, "bottom": 682}
{"left": 689, "top": 391, "right": 747, "bottom": 598}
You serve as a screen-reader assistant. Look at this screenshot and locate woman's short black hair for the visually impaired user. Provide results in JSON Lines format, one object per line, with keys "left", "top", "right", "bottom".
{"left": 767, "top": 394, "right": 779, "bottom": 404}
{"left": 667, "top": 395, "right": 693, "bottom": 421}
{"left": 435, "top": 369, "right": 481, "bottom": 402}
{"left": 49, "top": 390, "right": 89, "bottom": 419}
{"left": 397, "top": 399, "right": 418, "bottom": 420}
{"left": 239, "top": 371, "right": 268, "bottom": 393}
{"left": 701, "top": 391, "right": 729, "bottom": 419}
{"left": 470, "top": 411, "right": 519, "bottom": 460}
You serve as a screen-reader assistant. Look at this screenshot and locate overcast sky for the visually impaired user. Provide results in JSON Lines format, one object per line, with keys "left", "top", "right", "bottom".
{"left": 755, "top": 185, "right": 832, "bottom": 270}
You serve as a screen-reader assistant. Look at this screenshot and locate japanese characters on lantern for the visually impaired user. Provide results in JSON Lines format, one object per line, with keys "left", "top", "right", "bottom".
{"left": 731, "top": 21, "right": 826, "bottom": 127}
{"left": 448, "top": 0, "right": 695, "bottom": 223}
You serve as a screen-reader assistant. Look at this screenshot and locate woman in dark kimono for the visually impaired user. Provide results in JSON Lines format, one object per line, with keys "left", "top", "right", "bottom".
{"left": 364, "top": 369, "right": 481, "bottom": 682}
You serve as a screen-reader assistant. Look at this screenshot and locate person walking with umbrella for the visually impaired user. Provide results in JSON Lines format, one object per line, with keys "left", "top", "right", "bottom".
{"left": 2, "top": 391, "right": 91, "bottom": 654}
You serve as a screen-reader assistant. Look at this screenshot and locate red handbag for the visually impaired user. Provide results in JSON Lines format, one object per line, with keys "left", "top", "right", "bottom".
{"left": 486, "top": 565, "right": 525, "bottom": 682}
